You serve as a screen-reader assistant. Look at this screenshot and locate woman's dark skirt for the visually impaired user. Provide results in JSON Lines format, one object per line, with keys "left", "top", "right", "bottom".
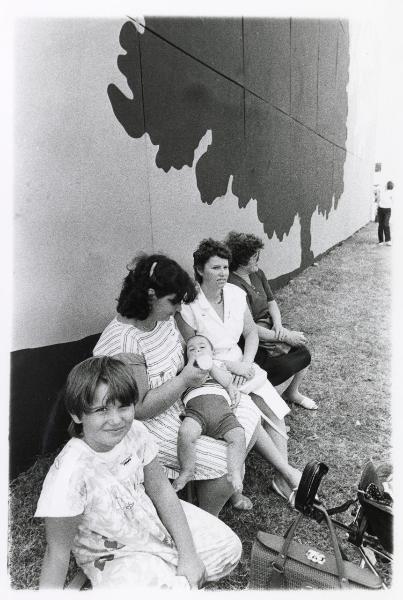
{"left": 254, "top": 344, "right": 311, "bottom": 386}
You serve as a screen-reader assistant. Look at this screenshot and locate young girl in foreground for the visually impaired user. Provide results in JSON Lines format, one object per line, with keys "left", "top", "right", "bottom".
{"left": 35, "top": 356, "right": 241, "bottom": 589}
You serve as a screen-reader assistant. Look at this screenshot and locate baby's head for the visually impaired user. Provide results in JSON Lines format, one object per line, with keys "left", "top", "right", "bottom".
{"left": 186, "top": 334, "right": 214, "bottom": 368}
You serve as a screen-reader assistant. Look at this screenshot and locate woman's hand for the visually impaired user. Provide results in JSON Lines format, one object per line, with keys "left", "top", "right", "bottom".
{"left": 180, "top": 361, "right": 210, "bottom": 387}
{"left": 272, "top": 323, "right": 286, "bottom": 341}
{"left": 283, "top": 329, "right": 307, "bottom": 347}
{"left": 177, "top": 553, "right": 207, "bottom": 589}
{"left": 226, "top": 361, "right": 255, "bottom": 387}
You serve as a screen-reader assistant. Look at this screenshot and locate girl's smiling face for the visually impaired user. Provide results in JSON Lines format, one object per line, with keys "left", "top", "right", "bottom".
{"left": 72, "top": 381, "right": 134, "bottom": 452}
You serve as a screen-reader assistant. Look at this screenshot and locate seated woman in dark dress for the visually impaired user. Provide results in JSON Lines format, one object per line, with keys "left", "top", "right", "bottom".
{"left": 225, "top": 232, "right": 317, "bottom": 410}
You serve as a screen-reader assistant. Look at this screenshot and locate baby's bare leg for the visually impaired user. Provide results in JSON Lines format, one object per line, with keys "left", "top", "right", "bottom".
{"left": 223, "top": 427, "right": 246, "bottom": 493}
{"left": 172, "top": 417, "right": 203, "bottom": 492}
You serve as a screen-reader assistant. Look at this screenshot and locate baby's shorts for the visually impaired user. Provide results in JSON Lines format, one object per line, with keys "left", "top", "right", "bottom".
{"left": 184, "top": 394, "right": 242, "bottom": 439}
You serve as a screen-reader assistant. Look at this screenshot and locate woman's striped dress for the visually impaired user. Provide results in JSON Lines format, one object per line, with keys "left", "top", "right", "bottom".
{"left": 93, "top": 316, "right": 260, "bottom": 480}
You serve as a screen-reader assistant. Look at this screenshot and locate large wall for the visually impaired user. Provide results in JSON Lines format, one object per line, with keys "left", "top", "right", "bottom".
{"left": 11, "top": 17, "right": 377, "bottom": 478}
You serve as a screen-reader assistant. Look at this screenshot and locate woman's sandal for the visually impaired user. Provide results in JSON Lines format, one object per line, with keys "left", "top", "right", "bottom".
{"left": 270, "top": 480, "right": 298, "bottom": 509}
{"left": 291, "top": 395, "right": 318, "bottom": 410}
{"left": 231, "top": 494, "right": 253, "bottom": 511}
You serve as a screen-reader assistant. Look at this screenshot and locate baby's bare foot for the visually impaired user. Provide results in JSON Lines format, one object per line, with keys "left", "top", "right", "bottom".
{"left": 227, "top": 472, "right": 243, "bottom": 494}
{"left": 172, "top": 471, "right": 193, "bottom": 492}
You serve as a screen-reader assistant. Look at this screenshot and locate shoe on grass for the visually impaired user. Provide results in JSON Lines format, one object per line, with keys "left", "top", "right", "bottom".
{"left": 271, "top": 480, "right": 298, "bottom": 509}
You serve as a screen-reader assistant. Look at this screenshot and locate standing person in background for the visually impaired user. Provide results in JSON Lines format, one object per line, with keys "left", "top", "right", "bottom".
{"left": 376, "top": 181, "right": 394, "bottom": 246}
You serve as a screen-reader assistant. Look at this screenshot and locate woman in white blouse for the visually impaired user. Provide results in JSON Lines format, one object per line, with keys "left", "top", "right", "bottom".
{"left": 177, "top": 239, "right": 302, "bottom": 508}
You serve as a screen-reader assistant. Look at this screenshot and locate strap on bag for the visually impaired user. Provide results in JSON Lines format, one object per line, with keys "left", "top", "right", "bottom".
{"left": 271, "top": 506, "right": 350, "bottom": 589}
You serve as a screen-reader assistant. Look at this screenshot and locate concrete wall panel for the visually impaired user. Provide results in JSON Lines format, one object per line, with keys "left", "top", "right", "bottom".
{"left": 315, "top": 136, "right": 335, "bottom": 218}
{"left": 334, "top": 22, "right": 350, "bottom": 147}
{"left": 146, "top": 16, "right": 244, "bottom": 85}
{"left": 235, "top": 93, "right": 296, "bottom": 239}
{"left": 317, "top": 20, "right": 339, "bottom": 141}
{"left": 13, "top": 19, "right": 153, "bottom": 350}
{"left": 12, "top": 16, "right": 375, "bottom": 355}
{"left": 291, "top": 19, "right": 319, "bottom": 129}
{"left": 107, "top": 21, "right": 145, "bottom": 139}
{"left": 244, "top": 18, "right": 291, "bottom": 112}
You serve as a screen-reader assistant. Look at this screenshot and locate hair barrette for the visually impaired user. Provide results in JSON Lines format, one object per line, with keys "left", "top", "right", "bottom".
{"left": 149, "top": 261, "right": 157, "bottom": 278}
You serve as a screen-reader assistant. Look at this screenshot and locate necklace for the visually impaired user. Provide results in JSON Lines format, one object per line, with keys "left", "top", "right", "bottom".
{"left": 201, "top": 286, "right": 224, "bottom": 305}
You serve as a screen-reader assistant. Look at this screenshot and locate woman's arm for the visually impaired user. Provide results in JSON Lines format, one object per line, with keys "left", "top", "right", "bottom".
{"left": 144, "top": 457, "right": 206, "bottom": 588}
{"left": 136, "top": 362, "right": 208, "bottom": 420}
{"left": 267, "top": 300, "right": 286, "bottom": 339}
{"left": 224, "top": 307, "right": 258, "bottom": 386}
{"left": 265, "top": 302, "right": 307, "bottom": 346}
{"left": 255, "top": 323, "right": 278, "bottom": 343}
{"left": 175, "top": 313, "right": 196, "bottom": 342}
{"left": 114, "top": 352, "right": 207, "bottom": 421}
{"left": 241, "top": 306, "right": 259, "bottom": 363}
{"left": 39, "top": 516, "right": 82, "bottom": 589}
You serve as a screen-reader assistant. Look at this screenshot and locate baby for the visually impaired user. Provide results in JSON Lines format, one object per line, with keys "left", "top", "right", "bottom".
{"left": 173, "top": 335, "right": 246, "bottom": 494}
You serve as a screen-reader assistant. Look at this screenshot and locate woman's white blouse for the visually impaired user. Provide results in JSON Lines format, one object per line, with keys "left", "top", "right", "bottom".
{"left": 180, "top": 284, "right": 246, "bottom": 362}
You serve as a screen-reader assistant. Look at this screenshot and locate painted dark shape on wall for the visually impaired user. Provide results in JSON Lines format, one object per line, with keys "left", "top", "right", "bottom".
{"left": 108, "top": 18, "right": 349, "bottom": 269}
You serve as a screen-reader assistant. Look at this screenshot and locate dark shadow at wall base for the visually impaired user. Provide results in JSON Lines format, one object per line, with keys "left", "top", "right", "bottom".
{"left": 269, "top": 225, "right": 369, "bottom": 291}
{"left": 9, "top": 333, "right": 100, "bottom": 481}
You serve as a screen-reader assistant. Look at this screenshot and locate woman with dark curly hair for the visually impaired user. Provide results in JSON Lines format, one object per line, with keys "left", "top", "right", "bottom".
{"left": 93, "top": 253, "right": 265, "bottom": 517}
{"left": 225, "top": 231, "right": 317, "bottom": 410}
{"left": 177, "top": 239, "right": 302, "bottom": 509}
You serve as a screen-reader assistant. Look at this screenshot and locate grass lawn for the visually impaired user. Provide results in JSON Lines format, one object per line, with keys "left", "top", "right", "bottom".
{"left": 8, "top": 223, "right": 392, "bottom": 589}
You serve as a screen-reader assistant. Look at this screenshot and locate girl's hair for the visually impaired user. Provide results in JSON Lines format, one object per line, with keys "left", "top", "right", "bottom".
{"left": 63, "top": 356, "right": 138, "bottom": 436}
{"left": 224, "top": 231, "right": 264, "bottom": 271}
{"left": 193, "top": 239, "right": 232, "bottom": 283}
{"left": 386, "top": 181, "right": 394, "bottom": 190}
{"left": 117, "top": 253, "right": 197, "bottom": 319}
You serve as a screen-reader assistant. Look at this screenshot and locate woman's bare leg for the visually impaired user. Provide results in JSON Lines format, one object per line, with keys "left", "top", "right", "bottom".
{"left": 229, "top": 423, "right": 259, "bottom": 510}
{"left": 254, "top": 425, "right": 300, "bottom": 491}
{"left": 274, "top": 376, "right": 293, "bottom": 397}
{"left": 282, "top": 367, "right": 308, "bottom": 401}
{"left": 249, "top": 393, "right": 288, "bottom": 460}
{"left": 282, "top": 367, "right": 317, "bottom": 409}
{"left": 249, "top": 393, "right": 300, "bottom": 497}
{"left": 197, "top": 475, "right": 235, "bottom": 517}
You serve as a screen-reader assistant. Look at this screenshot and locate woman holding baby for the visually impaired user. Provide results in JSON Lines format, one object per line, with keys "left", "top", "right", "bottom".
{"left": 93, "top": 250, "right": 301, "bottom": 513}
{"left": 35, "top": 244, "right": 304, "bottom": 590}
